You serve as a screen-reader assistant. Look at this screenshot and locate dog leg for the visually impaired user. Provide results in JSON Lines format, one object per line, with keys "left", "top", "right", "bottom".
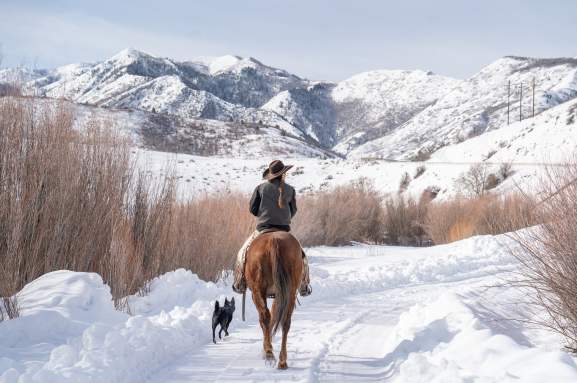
{"left": 212, "top": 323, "right": 217, "bottom": 344}
{"left": 219, "top": 326, "right": 223, "bottom": 339}
{"left": 224, "top": 319, "right": 230, "bottom": 336}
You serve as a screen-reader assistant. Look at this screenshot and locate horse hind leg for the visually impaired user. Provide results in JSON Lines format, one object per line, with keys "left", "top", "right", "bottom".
{"left": 278, "top": 293, "right": 296, "bottom": 369}
{"left": 252, "top": 291, "right": 275, "bottom": 362}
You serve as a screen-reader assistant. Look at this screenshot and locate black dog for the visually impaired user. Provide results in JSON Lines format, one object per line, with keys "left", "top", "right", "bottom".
{"left": 212, "top": 297, "right": 235, "bottom": 343}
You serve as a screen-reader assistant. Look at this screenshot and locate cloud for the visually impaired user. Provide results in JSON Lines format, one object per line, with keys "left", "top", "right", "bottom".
{"left": 0, "top": 5, "right": 231, "bottom": 68}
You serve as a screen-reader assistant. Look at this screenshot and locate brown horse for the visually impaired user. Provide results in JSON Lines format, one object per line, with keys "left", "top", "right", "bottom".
{"left": 244, "top": 231, "right": 303, "bottom": 369}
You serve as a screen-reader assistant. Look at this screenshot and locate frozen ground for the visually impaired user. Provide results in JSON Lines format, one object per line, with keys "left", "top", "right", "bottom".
{"left": 135, "top": 148, "right": 555, "bottom": 202}
{"left": 135, "top": 95, "right": 577, "bottom": 202}
{"left": 1, "top": 234, "right": 576, "bottom": 382}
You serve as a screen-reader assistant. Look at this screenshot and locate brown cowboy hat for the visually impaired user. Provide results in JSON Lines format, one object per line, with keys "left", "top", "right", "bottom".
{"left": 262, "top": 160, "right": 294, "bottom": 180}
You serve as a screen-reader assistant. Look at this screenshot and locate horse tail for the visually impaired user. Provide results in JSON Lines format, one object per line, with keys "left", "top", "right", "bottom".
{"left": 271, "top": 236, "right": 290, "bottom": 334}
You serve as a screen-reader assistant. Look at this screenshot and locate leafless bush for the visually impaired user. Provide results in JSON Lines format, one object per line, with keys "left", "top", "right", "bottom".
{"left": 411, "top": 149, "right": 431, "bottom": 162}
{"left": 0, "top": 297, "right": 19, "bottom": 321}
{"left": 484, "top": 173, "right": 500, "bottom": 191}
{"left": 292, "top": 179, "right": 385, "bottom": 246}
{"left": 425, "top": 194, "right": 538, "bottom": 244}
{"left": 0, "top": 95, "right": 258, "bottom": 311}
{"left": 414, "top": 165, "right": 426, "bottom": 179}
{"left": 499, "top": 162, "right": 514, "bottom": 180}
{"left": 457, "top": 164, "right": 489, "bottom": 197}
{"left": 0, "top": 96, "right": 136, "bottom": 306}
{"left": 166, "top": 193, "right": 254, "bottom": 281}
{"left": 384, "top": 196, "right": 429, "bottom": 246}
{"left": 509, "top": 162, "right": 577, "bottom": 352}
{"left": 398, "top": 172, "right": 411, "bottom": 194}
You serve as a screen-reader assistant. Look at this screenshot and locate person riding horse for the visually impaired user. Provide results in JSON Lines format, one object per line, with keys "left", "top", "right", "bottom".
{"left": 233, "top": 160, "right": 311, "bottom": 297}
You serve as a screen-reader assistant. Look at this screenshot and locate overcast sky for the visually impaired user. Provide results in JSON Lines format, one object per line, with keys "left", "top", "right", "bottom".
{"left": 1, "top": 0, "right": 576, "bottom": 81}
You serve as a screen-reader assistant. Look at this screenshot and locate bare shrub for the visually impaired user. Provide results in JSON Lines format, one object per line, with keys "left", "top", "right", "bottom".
{"left": 484, "top": 173, "right": 500, "bottom": 191}
{"left": 0, "top": 96, "right": 137, "bottom": 305}
{"left": 414, "top": 165, "right": 426, "bottom": 179}
{"left": 425, "top": 194, "right": 538, "bottom": 244}
{"left": 457, "top": 164, "right": 489, "bottom": 196}
{"left": 398, "top": 172, "right": 411, "bottom": 193}
{"left": 411, "top": 149, "right": 431, "bottom": 162}
{"left": 292, "top": 179, "right": 385, "bottom": 246}
{"left": 499, "top": 162, "right": 513, "bottom": 180}
{"left": 425, "top": 198, "right": 479, "bottom": 244}
{"left": 0, "top": 95, "right": 256, "bottom": 310}
{"left": 0, "top": 297, "right": 19, "bottom": 321}
{"left": 167, "top": 193, "right": 254, "bottom": 281}
{"left": 509, "top": 162, "right": 577, "bottom": 352}
{"left": 421, "top": 185, "right": 440, "bottom": 202}
{"left": 383, "top": 196, "right": 429, "bottom": 246}
{"left": 478, "top": 194, "right": 538, "bottom": 235}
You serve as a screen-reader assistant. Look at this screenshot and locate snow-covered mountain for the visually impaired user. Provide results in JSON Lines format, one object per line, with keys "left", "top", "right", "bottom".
{"left": 263, "top": 69, "right": 460, "bottom": 152}
{"left": 351, "top": 56, "right": 577, "bottom": 159}
{"left": 2, "top": 50, "right": 577, "bottom": 161}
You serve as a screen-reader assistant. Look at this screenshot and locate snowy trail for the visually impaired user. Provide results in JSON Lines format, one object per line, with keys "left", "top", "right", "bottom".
{"left": 146, "top": 277, "right": 497, "bottom": 383}
{"left": 144, "top": 234, "right": 546, "bottom": 383}
{"left": 4, "top": 235, "right": 577, "bottom": 382}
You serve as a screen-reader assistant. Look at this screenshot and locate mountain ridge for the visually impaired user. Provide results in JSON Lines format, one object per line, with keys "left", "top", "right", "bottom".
{"left": 2, "top": 49, "right": 577, "bottom": 160}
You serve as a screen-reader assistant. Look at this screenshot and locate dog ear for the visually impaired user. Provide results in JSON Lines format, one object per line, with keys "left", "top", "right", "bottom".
{"left": 224, "top": 297, "right": 229, "bottom": 306}
{"left": 215, "top": 300, "right": 220, "bottom": 311}
{"left": 231, "top": 297, "right": 235, "bottom": 306}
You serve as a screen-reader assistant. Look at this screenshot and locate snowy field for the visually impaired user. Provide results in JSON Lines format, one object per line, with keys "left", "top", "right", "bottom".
{"left": 136, "top": 148, "right": 553, "bottom": 202}
{"left": 2, "top": 233, "right": 576, "bottom": 382}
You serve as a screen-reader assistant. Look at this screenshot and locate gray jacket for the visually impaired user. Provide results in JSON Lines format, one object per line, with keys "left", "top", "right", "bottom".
{"left": 250, "top": 180, "right": 297, "bottom": 231}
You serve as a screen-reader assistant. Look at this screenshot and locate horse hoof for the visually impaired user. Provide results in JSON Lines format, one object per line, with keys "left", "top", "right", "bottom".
{"left": 263, "top": 351, "right": 276, "bottom": 364}
{"left": 278, "top": 361, "right": 288, "bottom": 370}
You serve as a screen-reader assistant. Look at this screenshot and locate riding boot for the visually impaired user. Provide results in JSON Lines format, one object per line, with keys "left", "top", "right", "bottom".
{"left": 232, "top": 230, "right": 260, "bottom": 294}
{"left": 299, "top": 250, "right": 312, "bottom": 296}
{"left": 232, "top": 263, "right": 246, "bottom": 294}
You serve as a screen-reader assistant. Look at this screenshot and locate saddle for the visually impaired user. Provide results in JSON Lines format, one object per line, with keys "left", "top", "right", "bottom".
{"left": 258, "top": 227, "right": 289, "bottom": 235}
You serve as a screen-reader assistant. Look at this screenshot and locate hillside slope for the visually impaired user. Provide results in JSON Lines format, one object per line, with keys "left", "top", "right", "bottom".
{"left": 351, "top": 57, "right": 577, "bottom": 159}
{"left": 2, "top": 51, "right": 577, "bottom": 162}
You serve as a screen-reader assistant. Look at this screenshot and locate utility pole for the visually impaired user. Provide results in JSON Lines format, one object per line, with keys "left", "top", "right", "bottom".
{"left": 532, "top": 77, "right": 536, "bottom": 118}
{"left": 507, "top": 80, "right": 511, "bottom": 125}
{"left": 519, "top": 83, "right": 523, "bottom": 122}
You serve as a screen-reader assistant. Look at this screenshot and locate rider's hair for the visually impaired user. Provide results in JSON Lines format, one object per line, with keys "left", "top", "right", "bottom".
{"left": 269, "top": 174, "right": 286, "bottom": 208}
{"left": 278, "top": 174, "right": 286, "bottom": 208}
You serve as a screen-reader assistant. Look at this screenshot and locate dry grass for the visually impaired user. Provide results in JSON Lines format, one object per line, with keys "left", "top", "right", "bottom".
{"left": 292, "top": 179, "right": 385, "bottom": 246}
{"left": 0, "top": 96, "right": 132, "bottom": 309}
{"left": 0, "top": 96, "right": 255, "bottom": 314}
{"left": 383, "top": 196, "right": 429, "bottom": 246}
{"left": 0, "top": 95, "right": 550, "bottom": 321}
{"left": 509, "top": 162, "right": 577, "bottom": 353}
{"left": 425, "top": 194, "right": 538, "bottom": 244}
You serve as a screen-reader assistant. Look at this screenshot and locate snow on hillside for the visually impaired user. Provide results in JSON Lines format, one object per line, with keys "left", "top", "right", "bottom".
{"left": 9, "top": 97, "right": 333, "bottom": 159}
{"left": 331, "top": 69, "right": 461, "bottom": 153}
{"left": 352, "top": 57, "right": 577, "bottom": 159}
{"left": 3, "top": 51, "right": 577, "bottom": 165}
{"left": 431, "top": 97, "right": 577, "bottom": 164}
{"left": 263, "top": 70, "right": 460, "bottom": 153}
{"left": 135, "top": 145, "right": 558, "bottom": 201}
{"left": 2, "top": 234, "right": 576, "bottom": 382}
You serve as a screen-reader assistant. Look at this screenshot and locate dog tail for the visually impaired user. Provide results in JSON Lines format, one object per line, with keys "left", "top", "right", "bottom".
{"left": 214, "top": 300, "right": 220, "bottom": 312}
{"left": 271, "top": 236, "right": 290, "bottom": 335}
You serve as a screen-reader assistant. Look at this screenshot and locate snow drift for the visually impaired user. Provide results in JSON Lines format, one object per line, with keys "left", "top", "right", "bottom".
{"left": 1, "top": 234, "right": 576, "bottom": 382}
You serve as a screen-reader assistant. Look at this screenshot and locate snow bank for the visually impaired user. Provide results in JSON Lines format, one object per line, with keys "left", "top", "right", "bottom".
{"left": 0, "top": 270, "right": 250, "bottom": 383}
{"left": 0, "top": 233, "right": 566, "bottom": 382}
{"left": 307, "top": 234, "right": 518, "bottom": 302}
{"left": 388, "top": 293, "right": 577, "bottom": 382}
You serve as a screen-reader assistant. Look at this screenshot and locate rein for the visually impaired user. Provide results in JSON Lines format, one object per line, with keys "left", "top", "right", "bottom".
{"left": 242, "top": 291, "right": 246, "bottom": 321}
